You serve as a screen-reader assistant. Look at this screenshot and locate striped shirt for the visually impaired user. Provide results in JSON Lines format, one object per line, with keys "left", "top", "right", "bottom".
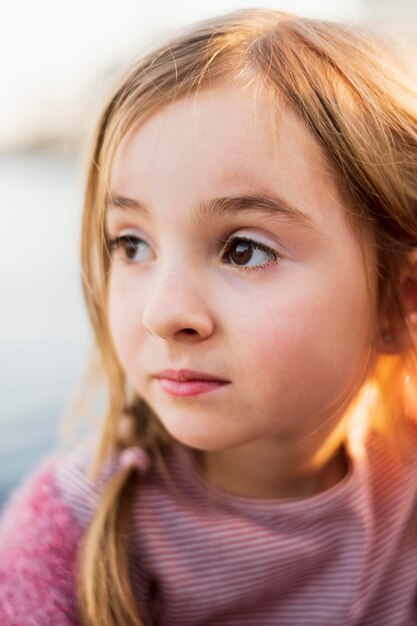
{"left": 1, "top": 423, "right": 417, "bottom": 625}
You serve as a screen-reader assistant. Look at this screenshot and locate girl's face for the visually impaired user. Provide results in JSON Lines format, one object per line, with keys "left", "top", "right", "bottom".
{"left": 106, "top": 84, "right": 375, "bottom": 454}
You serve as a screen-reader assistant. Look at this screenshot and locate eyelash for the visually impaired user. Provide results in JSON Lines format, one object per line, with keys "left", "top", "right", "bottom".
{"left": 217, "top": 235, "right": 278, "bottom": 272}
{"left": 107, "top": 234, "right": 279, "bottom": 273}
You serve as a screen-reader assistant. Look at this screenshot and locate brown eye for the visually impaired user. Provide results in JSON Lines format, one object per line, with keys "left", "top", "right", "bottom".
{"left": 222, "top": 237, "right": 277, "bottom": 268}
{"left": 109, "top": 235, "right": 152, "bottom": 262}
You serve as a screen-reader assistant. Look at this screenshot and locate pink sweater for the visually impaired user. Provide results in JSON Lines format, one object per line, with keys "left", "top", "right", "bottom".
{"left": 1, "top": 424, "right": 417, "bottom": 626}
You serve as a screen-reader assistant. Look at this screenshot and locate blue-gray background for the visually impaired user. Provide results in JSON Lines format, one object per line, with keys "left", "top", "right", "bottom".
{"left": 1, "top": 0, "right": 416, "bottom": 506}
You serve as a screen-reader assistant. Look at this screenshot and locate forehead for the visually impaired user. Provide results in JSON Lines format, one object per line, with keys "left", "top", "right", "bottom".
{"left": 109, "top": 84, "right": 347, "bottom": 231}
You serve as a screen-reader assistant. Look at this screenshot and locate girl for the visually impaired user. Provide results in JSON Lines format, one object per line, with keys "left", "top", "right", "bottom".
{"left": 1, "top": 8, "right": 417, "bottom": 626}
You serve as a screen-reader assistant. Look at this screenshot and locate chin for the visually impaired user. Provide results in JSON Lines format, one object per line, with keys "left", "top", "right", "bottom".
{"left": 168, "top": 429, "right": 229, "bottom": 452}
{"left": 158, "top": 416, "right": 249, "bottom": 453}
{"left": 146, "top": 397, "right": 253, "bottom": 451}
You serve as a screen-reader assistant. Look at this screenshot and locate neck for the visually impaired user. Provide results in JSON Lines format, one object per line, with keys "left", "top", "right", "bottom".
{"left": 192, "top": 438, "right": 349, "bottom": 500}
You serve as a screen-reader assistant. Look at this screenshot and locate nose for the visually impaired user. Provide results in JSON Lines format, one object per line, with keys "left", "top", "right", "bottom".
{"left": 141, "top": 268, "right": 215, "bottom": 343}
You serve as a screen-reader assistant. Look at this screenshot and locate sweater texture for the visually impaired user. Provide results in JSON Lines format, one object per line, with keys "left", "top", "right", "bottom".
{"left": 1, "top": 423, "right": 417, "bottom": 625}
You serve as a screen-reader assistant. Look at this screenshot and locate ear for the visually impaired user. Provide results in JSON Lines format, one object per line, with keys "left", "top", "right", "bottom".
{"left": 376, "top": 249, "right": 417, "bottom": 354}
{"left": 400, "top": 249, "right": 417, "bottom": 343}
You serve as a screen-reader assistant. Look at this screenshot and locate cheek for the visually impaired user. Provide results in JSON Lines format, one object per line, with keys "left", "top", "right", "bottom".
{"left": 236, "top": 281, "right": 372, "bottom": 405}
{"left": 241, "top": 311, "right": 315, "bottom": 392}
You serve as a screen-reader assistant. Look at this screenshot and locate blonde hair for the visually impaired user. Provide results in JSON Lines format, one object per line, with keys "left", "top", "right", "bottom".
{"left": 76, "top": 9, "right": 417, "bottom": 625}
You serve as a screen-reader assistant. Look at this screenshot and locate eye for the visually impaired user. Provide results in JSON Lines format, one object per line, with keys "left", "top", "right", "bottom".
{"left": 220, "top": 235, "right": 278, "bottom": 272}
{"left": 108, "top": 235, "right": 152, "bottom": 263}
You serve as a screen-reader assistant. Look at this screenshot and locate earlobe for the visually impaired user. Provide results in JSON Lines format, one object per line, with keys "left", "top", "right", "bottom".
{"left": 376, "top": 327, "right": 400, "bottom": 355}
{"left": 376, "top": 249, "right": 417, "bottom": 355}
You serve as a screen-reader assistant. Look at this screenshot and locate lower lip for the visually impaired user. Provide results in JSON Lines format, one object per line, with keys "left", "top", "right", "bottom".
{"left": 156, "top": 378, "right": 229, "bottom": 397}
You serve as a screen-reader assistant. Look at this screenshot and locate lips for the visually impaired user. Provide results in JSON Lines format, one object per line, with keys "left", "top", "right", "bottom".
{"left": 154, "top": 368, "right": 230, "bottom": 397}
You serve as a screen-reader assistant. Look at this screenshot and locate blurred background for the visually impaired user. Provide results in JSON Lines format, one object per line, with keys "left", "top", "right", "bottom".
{"left": 1, "top": 0, "right": 417, "bottom": 505}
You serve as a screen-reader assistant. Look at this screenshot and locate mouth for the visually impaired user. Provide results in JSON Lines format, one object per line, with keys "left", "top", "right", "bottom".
{"left": 154, "top": 369, "right": 230, "bottom": 397}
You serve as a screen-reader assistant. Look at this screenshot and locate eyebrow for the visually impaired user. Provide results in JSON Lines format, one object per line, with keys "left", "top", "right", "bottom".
{"left": 106, "top": 192, "right": 316, "bottom": 230}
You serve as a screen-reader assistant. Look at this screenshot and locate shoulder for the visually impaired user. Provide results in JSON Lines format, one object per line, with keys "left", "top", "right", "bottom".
{"left": 0, "top": 442, "right": 102, "bottom": 625}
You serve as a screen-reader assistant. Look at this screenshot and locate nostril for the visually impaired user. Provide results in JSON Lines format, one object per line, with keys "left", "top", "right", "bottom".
{"left": 183, "top": 328, "right": 197, "bottom": 335}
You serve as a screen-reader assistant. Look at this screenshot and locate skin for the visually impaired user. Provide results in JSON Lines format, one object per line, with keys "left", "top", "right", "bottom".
{"left": 106, "top": 83, "right": 377, "bottom": 499}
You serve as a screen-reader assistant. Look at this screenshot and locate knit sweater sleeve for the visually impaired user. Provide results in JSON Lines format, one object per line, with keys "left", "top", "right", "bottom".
{"left": 0, "top": 456, "right": 83, "bottom": 626}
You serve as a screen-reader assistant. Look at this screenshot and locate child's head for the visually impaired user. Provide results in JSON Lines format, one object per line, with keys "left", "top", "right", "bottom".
{"left": 78, "top": 10, "right": 417, "bottom": 624}
{"left": 82, "top": 8, "right": 417, "bottom": 460}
